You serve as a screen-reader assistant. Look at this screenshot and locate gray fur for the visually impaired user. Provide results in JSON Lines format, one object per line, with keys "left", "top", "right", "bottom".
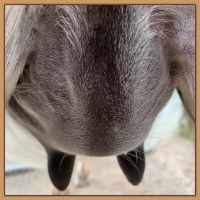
{"left": 6, "top": 5, "right": 195, "bottom": 156}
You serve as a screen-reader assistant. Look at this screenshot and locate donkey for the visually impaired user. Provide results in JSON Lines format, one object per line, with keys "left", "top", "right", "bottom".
{"left": 5, "top": 5, "right": 195, "bottom": 190}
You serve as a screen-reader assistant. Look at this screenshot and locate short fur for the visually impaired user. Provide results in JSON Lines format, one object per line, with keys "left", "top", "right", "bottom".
{"left": 5, "top": 5, "right": 195, "bottom": 190}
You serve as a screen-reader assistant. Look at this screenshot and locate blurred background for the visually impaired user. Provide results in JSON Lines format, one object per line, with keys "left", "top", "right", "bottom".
{"left": 5, "top": 90, "right": 195, "bottom": 195}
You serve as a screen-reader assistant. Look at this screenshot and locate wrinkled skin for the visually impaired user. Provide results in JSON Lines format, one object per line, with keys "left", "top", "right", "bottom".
{"left": 7, "top": 5, "right": 195, "bottom": 190}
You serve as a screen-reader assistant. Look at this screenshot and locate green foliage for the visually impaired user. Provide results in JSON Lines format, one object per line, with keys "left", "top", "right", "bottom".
{"left": 177, "top": 117, "right": 194, "bottom": 140}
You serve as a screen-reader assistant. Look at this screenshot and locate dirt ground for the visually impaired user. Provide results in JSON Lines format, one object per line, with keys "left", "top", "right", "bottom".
{"left": 5, "top": 135, "right": 195, "bottom": 195}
